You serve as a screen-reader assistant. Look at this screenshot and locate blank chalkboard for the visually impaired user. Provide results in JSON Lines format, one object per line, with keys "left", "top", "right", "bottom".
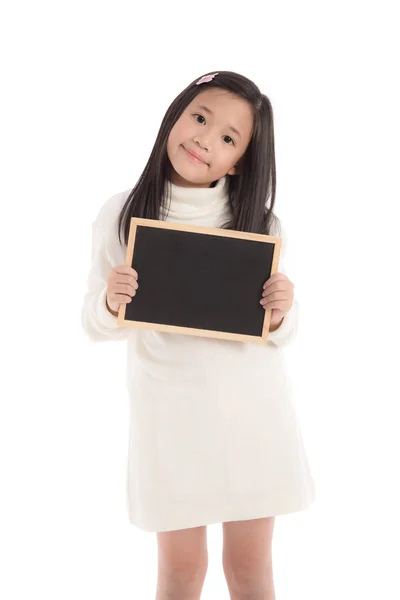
{"left": 117, "top": 218, "right": 281, "bottom": 343}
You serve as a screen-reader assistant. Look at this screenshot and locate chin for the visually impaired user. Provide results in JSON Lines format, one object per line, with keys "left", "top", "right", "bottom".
{"left": 170, "top": 162, "right": 212, "bottom": 187}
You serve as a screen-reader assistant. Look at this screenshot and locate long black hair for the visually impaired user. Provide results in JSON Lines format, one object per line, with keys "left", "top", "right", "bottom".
{"left": 118, "top": 70, "right": 279, "bottom": 246}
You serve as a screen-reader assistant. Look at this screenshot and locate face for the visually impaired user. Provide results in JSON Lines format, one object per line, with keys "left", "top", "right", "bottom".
{"left": 166, "top": 87, "right": 254, "bottom": 187}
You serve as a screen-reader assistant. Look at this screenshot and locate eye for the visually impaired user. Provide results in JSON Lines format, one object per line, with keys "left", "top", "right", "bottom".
{"left": 193, "top": 114, "right": 206, "bottom": 124}
{"left": 223, "top": 135, "right": 234, "bottom": 146}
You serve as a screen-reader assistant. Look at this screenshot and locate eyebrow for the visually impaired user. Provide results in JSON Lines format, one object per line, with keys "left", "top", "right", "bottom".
{"left": 195, "top": 105, "right": 242, "bottom": 140}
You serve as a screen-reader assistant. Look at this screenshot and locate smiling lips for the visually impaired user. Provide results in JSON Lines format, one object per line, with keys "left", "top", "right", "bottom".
{"left": 182, "top": 146, "right": 208, "bottom": 165}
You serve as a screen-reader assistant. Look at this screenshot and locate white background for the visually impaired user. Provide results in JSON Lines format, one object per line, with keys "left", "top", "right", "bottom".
{"left": 1, "top": 1, "right": 399, "bottom": 598}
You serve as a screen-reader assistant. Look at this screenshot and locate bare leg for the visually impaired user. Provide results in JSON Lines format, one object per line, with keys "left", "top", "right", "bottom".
{"left": 155, "top": 525, "right": 208, "bottom": 600}
{"left": 222, "top": 517, "right": 276, "bottom": 600}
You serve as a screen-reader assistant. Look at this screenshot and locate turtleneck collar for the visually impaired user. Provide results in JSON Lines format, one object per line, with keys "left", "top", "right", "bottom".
{"left": 162, "top": 176, "right": 230, "bottom": 218}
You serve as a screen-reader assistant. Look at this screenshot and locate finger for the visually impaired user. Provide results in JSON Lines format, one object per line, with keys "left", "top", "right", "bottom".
{"left": 263, "top": 273, "right": 289, "bottom": 288}
{"left": 114, "top": 265, "right": 138, "bottom": 279}
{"left": 260, "top": 294, "right": 290, "bottom": 307}
{"left": 260, "top": 290, "right": 290, "bottom": 304}
{"left": 261, "top": 300, "right": 290, "bottom": 310}
{"left": 262, "top": 282, "right": 292, "bottom": 297}
{"left": 109, "top": 293, "right": 133, "bottom": 305}
{"left": 116, "top": 276, "right": 139, "bottom": 290}
{"left": 115, "top": 282, "right": 138, "bottom": 297}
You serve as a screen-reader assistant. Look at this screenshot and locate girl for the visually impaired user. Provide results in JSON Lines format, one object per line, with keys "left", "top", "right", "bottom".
{"left": 82, "top": 71, "right": 315, "bottom": 600}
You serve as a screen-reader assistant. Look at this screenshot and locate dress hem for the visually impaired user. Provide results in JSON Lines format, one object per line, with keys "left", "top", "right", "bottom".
{"left": 127, "top": 490, "right": 317, "bottom": 533}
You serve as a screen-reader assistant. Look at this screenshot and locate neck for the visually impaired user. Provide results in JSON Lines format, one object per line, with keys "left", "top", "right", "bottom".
{"left": 168, "top": 170, "right": 218, "bottom": 188}
{"left": 161, "top": 175, "right": 229, "bottom": 217}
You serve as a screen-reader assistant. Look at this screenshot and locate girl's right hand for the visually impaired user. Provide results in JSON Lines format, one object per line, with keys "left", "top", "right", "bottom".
{"left": 106, "top": 265, "right": 138, "bottom": 313}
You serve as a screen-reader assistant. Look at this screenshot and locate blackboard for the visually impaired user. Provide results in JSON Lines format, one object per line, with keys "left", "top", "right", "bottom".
{"left": 117, "top": 218, "right": 281, "bottom": 343}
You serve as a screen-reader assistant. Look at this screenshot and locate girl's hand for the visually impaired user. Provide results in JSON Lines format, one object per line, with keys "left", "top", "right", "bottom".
{"left": 260, "top": 272, "right": 294, "bottom": 329}
{"left": 106, "top": 265, "right": 138, "bottom": 314}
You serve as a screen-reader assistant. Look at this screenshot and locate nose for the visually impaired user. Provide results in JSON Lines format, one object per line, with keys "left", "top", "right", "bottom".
{"left": 193, "top": 134, "right": 211, "bottom": 152}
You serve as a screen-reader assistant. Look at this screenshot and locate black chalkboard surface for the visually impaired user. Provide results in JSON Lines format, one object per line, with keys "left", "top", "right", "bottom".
{"left": 117, "top": 218, "right": 281, "bottom": 343}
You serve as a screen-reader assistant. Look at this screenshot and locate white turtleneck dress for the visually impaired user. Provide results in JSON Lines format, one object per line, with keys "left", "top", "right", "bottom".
{"left": 82, "top": 176, "right": 316, "bottom": 532}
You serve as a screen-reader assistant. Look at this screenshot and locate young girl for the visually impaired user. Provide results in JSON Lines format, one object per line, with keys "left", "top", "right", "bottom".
{"left": 82, "top": 71, "right": 315, "bottom": 600}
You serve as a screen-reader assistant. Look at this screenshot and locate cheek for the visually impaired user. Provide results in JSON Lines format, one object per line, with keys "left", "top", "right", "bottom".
{"left": 216, "top": 148, "right": 240, "bottom": 170}
{"left": 167, "top": 127, "right": 183, "bottom": 161}
{"left": 172, "top": 115, "right": 195, "bottom": 142}
{"left": 167, "top": 126, "right": 177, "bottom": 150}
{"left": 166, "top": 133, "right": 173, "bottom": 156}
{"left": 168, "top": 125, "right": 184, "bottom": 153}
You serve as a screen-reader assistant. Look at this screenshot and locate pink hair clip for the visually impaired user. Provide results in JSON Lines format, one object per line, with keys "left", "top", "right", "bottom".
{"left": 196, "top": 72, "right": 219, "bottom": 85}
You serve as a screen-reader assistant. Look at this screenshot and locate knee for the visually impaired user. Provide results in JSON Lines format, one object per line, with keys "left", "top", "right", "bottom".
{"left": 224, "top": 564, "right": 275, "bottom": 600}
{"left": 157, "top": 558, "right": 208, "bottom": 598}
{"left": 166, "top": 558, "right": 207, "bottom": 585}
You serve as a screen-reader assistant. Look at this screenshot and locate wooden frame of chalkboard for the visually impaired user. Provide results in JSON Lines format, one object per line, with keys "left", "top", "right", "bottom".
{"left": 117, "top": 218, "right": 281, "bottom": 343}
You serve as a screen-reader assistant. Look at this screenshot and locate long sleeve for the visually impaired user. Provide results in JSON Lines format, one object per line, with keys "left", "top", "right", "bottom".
{"left": 266, "top": 221, "right": 299, "bottom": 348}
{"left": 81, "top": 220, "right": 132, "bottom": 343}
{"left": 266, "top": 299, "right": 299, "bottom": 348}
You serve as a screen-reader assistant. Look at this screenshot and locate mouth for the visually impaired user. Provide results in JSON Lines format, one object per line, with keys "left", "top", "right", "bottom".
{"left": 182, "top": 145, "right": 208, "bottom": 165}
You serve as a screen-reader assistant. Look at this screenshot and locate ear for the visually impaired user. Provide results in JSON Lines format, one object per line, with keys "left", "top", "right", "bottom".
{"left": 228, "top": 156, "right": 244, "bottom": 176}
{"left": 228, "top": 165, "right": 238, "bottom": 176}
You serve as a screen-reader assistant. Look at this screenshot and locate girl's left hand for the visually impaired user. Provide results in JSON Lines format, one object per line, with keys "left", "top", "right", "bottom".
{"left": 260, "top": 273, "right": 294, "bottom": 328}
